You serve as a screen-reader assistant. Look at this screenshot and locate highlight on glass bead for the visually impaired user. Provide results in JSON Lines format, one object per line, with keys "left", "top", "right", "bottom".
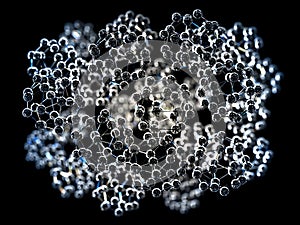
{"left": 22, "top": 9, "right": 282, "bottom": 216}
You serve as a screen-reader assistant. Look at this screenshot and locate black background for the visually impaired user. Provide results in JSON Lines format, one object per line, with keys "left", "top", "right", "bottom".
{"left": 11, "top": 0, "right": 296, "bottom": 223}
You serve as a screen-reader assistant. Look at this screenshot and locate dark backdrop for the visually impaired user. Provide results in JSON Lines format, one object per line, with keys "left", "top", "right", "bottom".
{"left": 11, "top": 0, "right": 296, "bottom": 223}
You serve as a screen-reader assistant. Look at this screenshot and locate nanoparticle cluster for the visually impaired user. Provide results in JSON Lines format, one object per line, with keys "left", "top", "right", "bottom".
{"left": 22, "top": 9, "right": 282, "bottom": 216}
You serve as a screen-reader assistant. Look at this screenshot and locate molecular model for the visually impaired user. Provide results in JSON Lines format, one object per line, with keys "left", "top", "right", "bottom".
{"left": 22, "top": 9, "right": 282, "bottom": 216}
